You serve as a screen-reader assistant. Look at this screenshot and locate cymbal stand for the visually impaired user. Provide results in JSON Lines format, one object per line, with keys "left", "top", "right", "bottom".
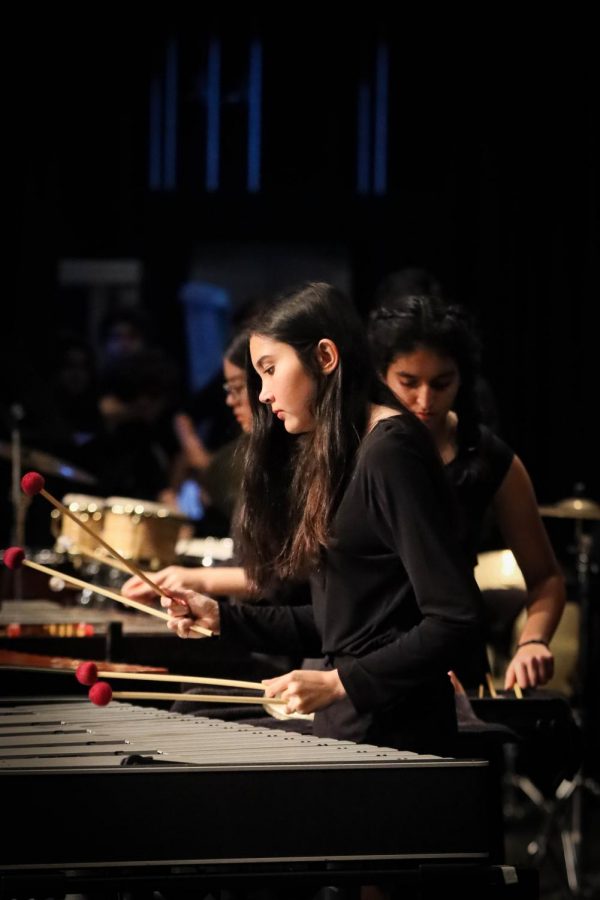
{"left": 522, "top": 522, "right": 600, "bottom": 896}
{"left": 563, "top": 522, "right": 600, "bottom": 896}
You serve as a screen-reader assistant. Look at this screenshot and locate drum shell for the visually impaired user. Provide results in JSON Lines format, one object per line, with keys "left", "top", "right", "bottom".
{"left": 52, "top": 495, "right": 105, "bottom": 554}
{"left": 103, "top": 497, "right": 186, "bottom": 566}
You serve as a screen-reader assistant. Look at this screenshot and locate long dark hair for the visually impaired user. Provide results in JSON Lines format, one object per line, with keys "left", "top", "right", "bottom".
{"left": 224, "top": 328, "right": 249, "bottom": 370}
{"left": 368, "top": 294, "right": 484, "bottom": 481}
{"left": 236, "top": 282, "right": 374, "bottom": 592}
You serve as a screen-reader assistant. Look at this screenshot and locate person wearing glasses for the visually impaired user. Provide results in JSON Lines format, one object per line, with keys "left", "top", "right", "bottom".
{"left": 175, "top": 328, "right": 251, "bottom": 517}
{"left": 125, "top": 330, "right": 253, "bottom": 598}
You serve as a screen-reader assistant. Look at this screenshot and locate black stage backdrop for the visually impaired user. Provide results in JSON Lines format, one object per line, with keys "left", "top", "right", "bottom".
{"left": 5, "top": 13, "right": 599, "bottom": 510}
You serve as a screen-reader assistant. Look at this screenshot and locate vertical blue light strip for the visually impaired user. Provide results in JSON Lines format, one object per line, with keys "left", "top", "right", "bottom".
{"left": 356, "top": 82, "right": 371, "bottom": 195}
{"left": 206, "top": 37, "right": 221, "bottom": 192}
{"left": 149, "top": 76, "right": 162, "bottom": 190}
{"left": 164, "top": 37, "right": 178, "bottom": 190}
{"left": 373, "top": 42, "right": 389, "bottom": 196}
{"left": 247, "top": 39, "right": 263, "bottom": 193}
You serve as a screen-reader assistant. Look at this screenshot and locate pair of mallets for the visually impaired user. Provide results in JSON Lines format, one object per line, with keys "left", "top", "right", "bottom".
{"left": 3, "top": 472, "right": 291, "bottom": 716}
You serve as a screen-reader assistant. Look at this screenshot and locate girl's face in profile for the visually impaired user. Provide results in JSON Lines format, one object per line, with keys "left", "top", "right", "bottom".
{"left": 384, "top": 345, "right": 460, "bottom": 435}
{"left": 250, "top": 334, "right": 317, "bottom": 434}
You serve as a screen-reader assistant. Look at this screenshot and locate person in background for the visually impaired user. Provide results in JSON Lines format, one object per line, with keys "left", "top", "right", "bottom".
{"left": 374, "top": 267, "right": 500, "bottom": 431}
{"left": 98, "top": 307, "right": 152, "bottom": 365}
{"left": 78, "top": 349, "right": 180, "bottom": 501}
{"left": 123, "top": 329, "right": 254, "bottom": 597}
{"left": 368, "top": 293, "right": 566, "bottom": 690}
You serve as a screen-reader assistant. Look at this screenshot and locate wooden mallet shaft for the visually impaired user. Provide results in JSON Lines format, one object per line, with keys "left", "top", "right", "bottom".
{"left": 21, "top": 558, "right": 212, "bottom": 637}
{"left": 37, "top": 483, "right": 178, "bottom": 604}
{"left": 91, "top": 668, "right": 264, "bottom": 691}
{"left": 78, "top": 546, "right": 133, "bottom": 575}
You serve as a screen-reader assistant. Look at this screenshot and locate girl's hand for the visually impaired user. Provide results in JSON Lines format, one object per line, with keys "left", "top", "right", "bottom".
{"left": 161, "top": 589, "right": 221, "bottom": 638}
{"left": 504, "top": 643, "right": 554, "bottom": 689}
{"left": 262, "top": 669, "right": 346, "bottom": 715}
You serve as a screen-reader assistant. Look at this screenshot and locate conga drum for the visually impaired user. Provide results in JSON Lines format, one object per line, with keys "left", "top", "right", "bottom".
{"left": 52, "top": 494, "right": 106, "bottom": 555}
{"left": 102, "top": 497, "right": 187, "bottom": 568}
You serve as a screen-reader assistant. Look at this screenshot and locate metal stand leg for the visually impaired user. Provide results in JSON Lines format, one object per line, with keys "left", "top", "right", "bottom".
{"left": 509, "top": 767, "right": 600, "bottom": 896}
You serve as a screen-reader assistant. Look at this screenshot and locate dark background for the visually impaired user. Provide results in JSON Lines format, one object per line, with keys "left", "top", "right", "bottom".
{"left": 5, "top": 13, "right": 599, "bottom": 508}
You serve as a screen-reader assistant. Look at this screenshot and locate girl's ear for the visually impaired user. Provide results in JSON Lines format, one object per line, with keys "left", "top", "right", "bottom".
{"left": 316, "top": 339, "right": 339, "bottom": 375}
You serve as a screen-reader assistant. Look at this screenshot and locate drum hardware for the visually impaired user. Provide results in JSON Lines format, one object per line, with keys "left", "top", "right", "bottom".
{"left": 32, "top": 547, "right": 66, "bottom": 567}
{"left": 30, "top": 549, "right": 113, "bottom": 608}
{"left": 513, "top": 492, "right": 600, "bottom": 896}
{"left": 175, "top": 536, "right": 234, "bottom": 567}
{"left": 1, "top": 412, "right": 96, "bottom": 602}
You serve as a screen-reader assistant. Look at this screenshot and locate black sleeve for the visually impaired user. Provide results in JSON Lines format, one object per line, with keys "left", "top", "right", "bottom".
{"left": 218, "top": 600, "right": 322, "bottom": 657}
{"left": 337, "top": 426, "right": 483, "bottom": 712}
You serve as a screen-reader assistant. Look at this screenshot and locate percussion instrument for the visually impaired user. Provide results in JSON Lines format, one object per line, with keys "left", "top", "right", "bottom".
{"left": 102, "top": 496, "right": 187, "bottom": 567}
{"left": 52, "top": 493, "right": 105, "bottom": 555}
{"left": 175, "top": 536, "right": 234, "bottom": 566}
{"left": 538, "top": 497, "right": 600, "bottom": 520}
{"left": 0, "top": 696, "right": 492, "bottom": 891}
{"left": 0, "top": 441, "right": 97, "bottom": 486}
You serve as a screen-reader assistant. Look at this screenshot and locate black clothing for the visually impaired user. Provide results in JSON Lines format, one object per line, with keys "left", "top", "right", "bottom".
{"left": 447, "top": 426, "right": 516, "bottom": 685}
{"left": 220, "top": 415, "right": 482, "bottom": 753}
{"left": 447, "top": 426, "right": 514, "bottom": 564}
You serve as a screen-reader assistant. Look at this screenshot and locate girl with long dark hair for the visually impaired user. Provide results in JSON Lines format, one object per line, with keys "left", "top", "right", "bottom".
{"left": 161, "top": 283, "right": 482, "bottom": 754}
{"left": 368, "top": 293, "right": 565, "bottom": 691}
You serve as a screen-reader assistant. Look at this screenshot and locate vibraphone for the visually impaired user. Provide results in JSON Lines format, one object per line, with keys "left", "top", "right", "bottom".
{"left": 0, "top": 697, "right": 497, "bottom": 895}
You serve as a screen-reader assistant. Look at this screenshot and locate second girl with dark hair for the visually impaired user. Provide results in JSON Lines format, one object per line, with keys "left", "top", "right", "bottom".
{"left": 368, "top": 293, "right": 565, "bottom": 691}
{"left": 160, "top": 283, "right": 483, "bottom": 754}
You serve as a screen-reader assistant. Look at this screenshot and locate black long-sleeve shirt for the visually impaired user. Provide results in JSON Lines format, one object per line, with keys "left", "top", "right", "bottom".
{"left": 220, "top": 415, "right": 483, "bottom": 751}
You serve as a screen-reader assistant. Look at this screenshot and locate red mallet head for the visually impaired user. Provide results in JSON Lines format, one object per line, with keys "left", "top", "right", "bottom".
{"left": 21, "top": 471, "right": 45, "bottom": 496}
{"left": 89, "top": 681, "right": 112, "bottom": 706}
{"left": 76, "top": 662, "right": 99, "bottom": 686}
{"left": 2, "top": 547, "right": 25, "bottom": 570}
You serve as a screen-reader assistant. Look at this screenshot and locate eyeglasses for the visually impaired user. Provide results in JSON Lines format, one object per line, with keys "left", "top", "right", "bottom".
{"left": 223, "top": 381, "right": 247, "bottom": 400}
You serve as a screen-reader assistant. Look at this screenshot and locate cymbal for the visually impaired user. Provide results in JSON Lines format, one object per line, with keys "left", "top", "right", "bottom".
{"left": 539, "top": 497, "right": 600, "bottom": 520}
{"left": 0, "top": 441, "right": 97, "bottom": 486}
